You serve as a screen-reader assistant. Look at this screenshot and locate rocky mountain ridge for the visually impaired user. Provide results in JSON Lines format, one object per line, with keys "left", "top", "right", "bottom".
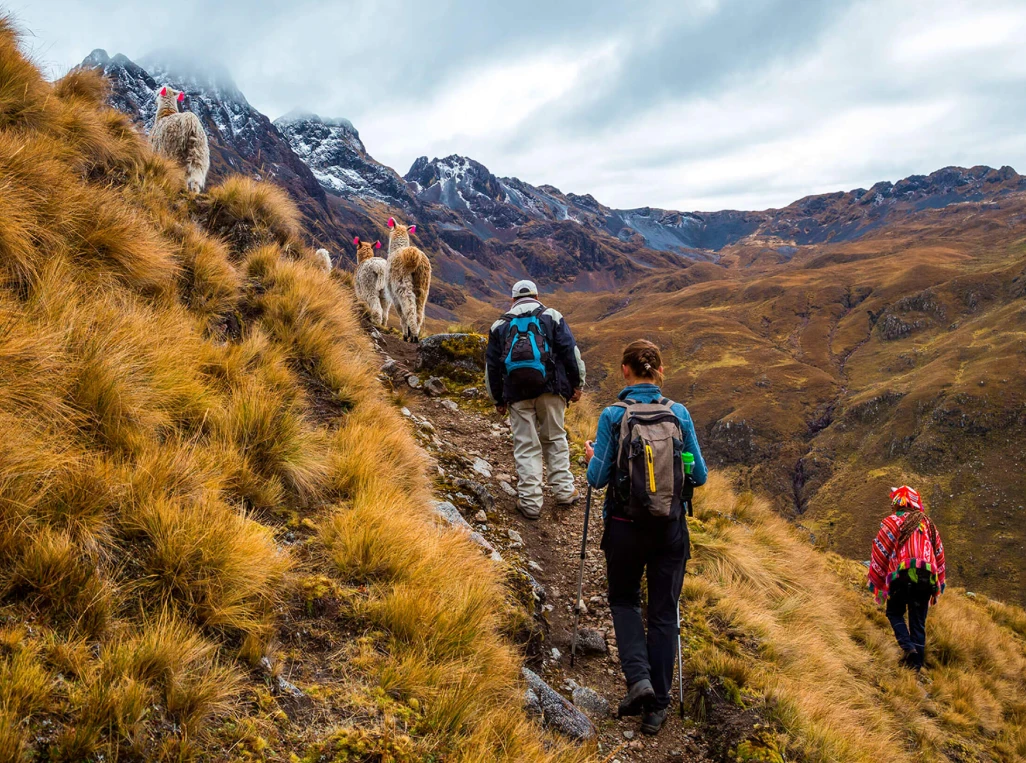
{"left": 82, "top": 49, "right": 1026, "bottom": 304}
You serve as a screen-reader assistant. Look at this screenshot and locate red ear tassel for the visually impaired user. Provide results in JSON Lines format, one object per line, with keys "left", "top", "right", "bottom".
{"left": 408, "top": 224, "right": 416, "bottom": 235}
{"left": 387, "top": 217, "right": 395, "bottom": 228}
{"left": 353, "top": 236, "right": 360, "bottom": 245}
{"left": 177, "top": 91, "right": 185, "bottom": 102}
{"left": 374, "top": 241, "right": 382, "bottom": 249}
{"left": 159, "top": 86, "right": 167, "bottom": 96}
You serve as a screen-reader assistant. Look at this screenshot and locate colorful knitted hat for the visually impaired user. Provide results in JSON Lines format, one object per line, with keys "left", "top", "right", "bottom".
{"left": 890, "top": 485, "right": 922, "bottom": 511}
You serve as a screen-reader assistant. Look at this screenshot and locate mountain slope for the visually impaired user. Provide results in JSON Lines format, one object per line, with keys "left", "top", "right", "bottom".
{"left": 0, "top": 27, "right": 588, "bottom": 762}
{"left": 82, "top": 49, "right": 368, "bottom": 262}
{"left": 274, "top": 111, "right": 414, "bottom": 207}
{"left": 548, "top": 191, "right": 1026, "bottom": 605}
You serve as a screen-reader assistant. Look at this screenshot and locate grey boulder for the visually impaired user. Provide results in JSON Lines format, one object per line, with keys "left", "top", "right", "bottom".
{"left": 522, "top": 668, "right": 596, "bottom": 741}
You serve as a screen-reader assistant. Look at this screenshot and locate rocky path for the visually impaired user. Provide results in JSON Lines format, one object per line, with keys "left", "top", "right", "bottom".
{"left": 374, "top": 330, "right": 714, "bottom": 763}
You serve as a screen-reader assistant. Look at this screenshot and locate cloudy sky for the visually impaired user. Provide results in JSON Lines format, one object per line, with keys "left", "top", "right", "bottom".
{"left": 11, "top": 0, "right": 1026, "bottom": 211}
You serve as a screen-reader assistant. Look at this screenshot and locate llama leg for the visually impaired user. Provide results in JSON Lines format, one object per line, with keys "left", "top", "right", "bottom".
{"left": 369, "top": 300, "right": 383, "bottom": 326}
{"left": 394, "top": 282, "right": 418, "bottom": 342}
{"left": 379, "top": 293, "right": 391, "bottom": 327}
{"left": 389, "top": 284, "right": 407, "bottom": 339}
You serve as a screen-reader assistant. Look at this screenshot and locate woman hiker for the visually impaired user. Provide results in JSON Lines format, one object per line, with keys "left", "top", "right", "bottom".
{"left": 584, "top": 340, "right": 707, "bottom": 735}
{"left": 867, "top": 485, "right": 947, "bottom": 671}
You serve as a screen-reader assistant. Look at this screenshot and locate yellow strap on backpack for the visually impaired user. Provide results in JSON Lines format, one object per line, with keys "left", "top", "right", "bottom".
{"left": 645, "top": 444, "right": 656, "bottom": 493}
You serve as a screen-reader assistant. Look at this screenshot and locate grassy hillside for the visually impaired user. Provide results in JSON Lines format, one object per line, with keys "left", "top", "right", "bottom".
{"left": 684, "top": 474, "right": 1026, "bottom": 762}
{"left": 0, "top": 21, "right": 589, "bottom": 762}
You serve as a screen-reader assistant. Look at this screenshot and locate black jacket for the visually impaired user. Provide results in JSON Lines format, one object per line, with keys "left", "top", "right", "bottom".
{"left": 485, "top": 299, "right": 586, "bottom": 404}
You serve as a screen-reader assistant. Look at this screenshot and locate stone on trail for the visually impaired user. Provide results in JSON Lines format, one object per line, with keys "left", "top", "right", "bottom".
{"left": 507, "top": 528, "right": 523, "bottom": 544}
{"left": 571, "top": 684, "right": 611, "bottom": 719}
{"left": 454, "top": 478, "right": 495, "bottom": 511}
{"left": 462, "top": 387, "right": 479, "bottom": 397}
{"left": 418, "top": 333, "right": 487, "bottom": 379}
{"left": 499, "top": 480, "right": 517, "bottom": 497}
{"left": 471, "top": 457, "right": 492, "bottom": 478}
{"left": 400, "top": 407, "right": 412, "bottom": 418}
{"left": 528, "top": 560, "right": 543, "bottom": 573}
{"left": 424, "top": 376, "right": 447, "bottom": 396}
{"left": 432, "top": 500, "right": 472, "bottom": 532}
{"left": 407, "top": 375, "right": 422, "bottom": 389}
{"left": 574, "top": 627, "right": 608, "bottom": 655}
{"left": 432, "top": 501, "right": 499, "bottom": 560}
{"left": 474, "top": 510, "right": 487, "bottom": 522}
{"left": 439, "top": 399, "right": 458, "bottom": 411}
{"left": 522, "top": 667, "right": 596, "bottom": 741}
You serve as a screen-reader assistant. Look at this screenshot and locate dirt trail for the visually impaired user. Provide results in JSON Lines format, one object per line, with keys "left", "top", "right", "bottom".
{"left": 375, "top": 331, "right": 714, "bottom": 763}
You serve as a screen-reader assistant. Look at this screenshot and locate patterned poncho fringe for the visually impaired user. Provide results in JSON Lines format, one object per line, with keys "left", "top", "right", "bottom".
{"left": 867, "top": 512, "right": 947, "bottom": 604}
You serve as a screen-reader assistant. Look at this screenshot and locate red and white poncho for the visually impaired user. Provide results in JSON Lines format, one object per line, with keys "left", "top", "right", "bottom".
{"left": 867, "top": 486, "right": 947, "bottom": 604}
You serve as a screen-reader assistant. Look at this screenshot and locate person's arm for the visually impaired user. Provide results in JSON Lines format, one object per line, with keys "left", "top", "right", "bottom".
{"left": 934, "top": 526, "right": 946, "bottom": 600}
{"left": 484, "top": 319, "right": 506, "bottom": 406}
{"left": 675, "top": 405, "right": 708, "bottom": 486}
{"left": 547, "top": 309, "right": 585, "bottom": 392}
{"left": 586, "top": 408, "right": 616, "bottom": 489}
{"left": 868, "top": 520, "right": 895, "bottom": 602}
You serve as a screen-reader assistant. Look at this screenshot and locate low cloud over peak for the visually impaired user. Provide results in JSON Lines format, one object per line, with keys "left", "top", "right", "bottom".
{"left": 17, "top": 0, "right": 1026, "bottom": 211}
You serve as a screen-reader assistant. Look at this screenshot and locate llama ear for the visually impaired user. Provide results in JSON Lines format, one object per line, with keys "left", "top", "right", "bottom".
{"left": 408, "top": 225, "right": 417, "bottom": 235}
{"left": 353, "top": 236, "right": 360, "bottom": 246}
{"left": 159, "top": 86, "right": 167, "bottom": 96}
{"left": 387, "top": 217, "right": 395, "bottom": 228}
{"left": 374, "top": 241, "right": 382, "bottom": 249}
{"left": 177, "top": 91, "right": 185, "bottom": 102}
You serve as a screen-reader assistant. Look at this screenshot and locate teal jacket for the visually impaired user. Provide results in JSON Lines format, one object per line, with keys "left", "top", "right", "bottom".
{"left": 586, "top": 384, "right": 707, "bottom": 518}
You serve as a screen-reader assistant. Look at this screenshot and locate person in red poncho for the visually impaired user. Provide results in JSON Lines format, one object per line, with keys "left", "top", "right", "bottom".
{"left": 867, "top": 486, "right": 946, "bottom": 671}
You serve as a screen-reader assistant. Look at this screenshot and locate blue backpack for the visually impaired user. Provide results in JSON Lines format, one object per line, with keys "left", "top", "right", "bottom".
{"left": 503, "top": 306, "right": 551, "bottom": 399}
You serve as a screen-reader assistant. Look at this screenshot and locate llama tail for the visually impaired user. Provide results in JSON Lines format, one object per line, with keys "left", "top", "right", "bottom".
{"left": 184, "top": 124, "right": 211, "bottom": 193}
{"left": 412, "top": 257, "right": 432, "bottom": 330}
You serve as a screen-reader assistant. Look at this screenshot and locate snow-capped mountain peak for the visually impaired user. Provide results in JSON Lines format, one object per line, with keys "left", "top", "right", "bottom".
{"left": 274, "top": 112, "right": 411, "bottom": 206}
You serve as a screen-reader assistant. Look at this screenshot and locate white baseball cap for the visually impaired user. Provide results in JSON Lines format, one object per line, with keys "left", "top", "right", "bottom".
{"left": 511, "top": 280, "right": 538, "bottom": 299}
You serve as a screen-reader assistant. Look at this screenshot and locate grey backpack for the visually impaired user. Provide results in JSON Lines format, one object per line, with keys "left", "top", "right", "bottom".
{"left": 612, "top": 398, "right": 686, "bottom": 521}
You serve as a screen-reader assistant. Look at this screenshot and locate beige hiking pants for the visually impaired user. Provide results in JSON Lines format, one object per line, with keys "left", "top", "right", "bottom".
{"left": 508, "top": 393, "right": 576, "bottom": 516}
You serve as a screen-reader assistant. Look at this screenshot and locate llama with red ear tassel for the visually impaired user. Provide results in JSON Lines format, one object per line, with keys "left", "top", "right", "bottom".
{"left": 353, "top": 237, "right": 390, "bottom": 327}
{"left": 150, "top": 86, "right": 210, "bottom": 193}
{"left": 385, "top": 218, "right": 431, "bottom": 342}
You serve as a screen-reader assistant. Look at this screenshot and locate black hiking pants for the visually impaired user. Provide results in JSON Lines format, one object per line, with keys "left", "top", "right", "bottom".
{"left": 602, "top": 515, "right": 689, "bottom": 711}
{"left": 886, "top": 577, "right": 932, "bottom": 668}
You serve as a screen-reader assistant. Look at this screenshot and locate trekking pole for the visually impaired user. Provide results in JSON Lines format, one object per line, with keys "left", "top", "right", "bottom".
{"left": 677, "top": 596, "right": 685, "bottom": 717}
{"left": 570, "top": 485, "right": 593, "bottom": 668}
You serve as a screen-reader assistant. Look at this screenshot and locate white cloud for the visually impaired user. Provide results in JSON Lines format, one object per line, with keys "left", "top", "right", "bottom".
{"left": 10, "top": 0, "right": 1026, "bottom": 212}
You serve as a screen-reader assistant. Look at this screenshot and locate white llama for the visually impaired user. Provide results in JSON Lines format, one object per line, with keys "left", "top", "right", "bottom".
{"left": 315, "top": 248, "right": 332, "bottom": 273}
{"left": 353, "top": 237, "right": 390, "bottom": 327}
{"left": 150, "top": 86, "right": 210, "bottom": 193}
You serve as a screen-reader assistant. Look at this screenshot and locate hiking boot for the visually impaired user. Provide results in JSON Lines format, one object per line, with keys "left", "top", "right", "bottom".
{"left": 899, "top": 649, "right": 919, "bottom": 670}
{"left": 617, "top": 679, "right": 655, "bottom": 718}
{"left": 516, "top": 502, "right": 540, "bottom": 521}
{"left": 640, "top": 706, "right": 668, "bottom": 735}
{"left": 555, "top": 489, "right": 580, "bottom": 506}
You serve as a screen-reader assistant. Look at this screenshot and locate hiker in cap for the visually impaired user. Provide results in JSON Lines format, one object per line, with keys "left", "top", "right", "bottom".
{"left": 485, "top": 280, "right": 586, "bottom": 519}
{"left": 868, "top": 485, "right": 946, "bottom": 671}
{"left": 585, "top": 339, "right": 707, "bottom": 735}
